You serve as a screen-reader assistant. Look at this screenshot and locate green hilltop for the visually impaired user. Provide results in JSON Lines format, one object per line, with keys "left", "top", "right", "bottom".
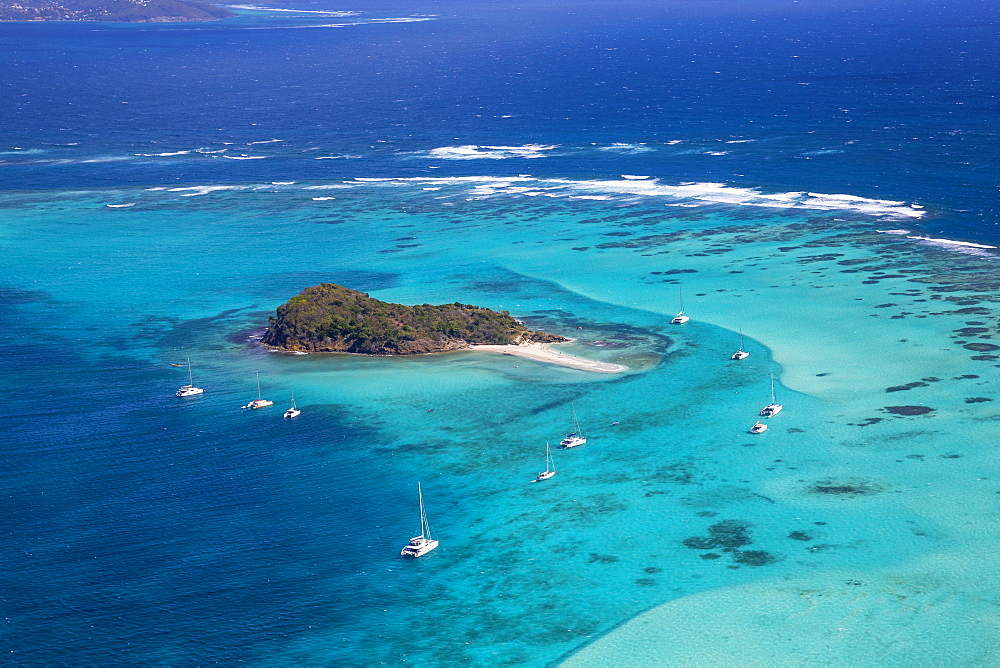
{"left": 261, "top": 283, "right": 567, "bottom": 355}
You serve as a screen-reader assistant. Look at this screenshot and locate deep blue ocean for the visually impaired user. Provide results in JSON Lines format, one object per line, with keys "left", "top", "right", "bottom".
{"left": 3, "top": 0, "right": 1000, "bottom": 664}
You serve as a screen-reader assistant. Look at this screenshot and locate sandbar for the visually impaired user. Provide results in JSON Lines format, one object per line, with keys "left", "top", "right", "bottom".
{"left": 468, "top": 341, "right": 627, "bottom": 373}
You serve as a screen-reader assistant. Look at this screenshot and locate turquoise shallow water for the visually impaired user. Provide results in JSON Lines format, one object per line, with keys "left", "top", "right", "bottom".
{"left": 5, "top": 177, "right": 1000, "bottom": 663}
{"left": 4, "top": 0, "right": 1000, "bottom": 661}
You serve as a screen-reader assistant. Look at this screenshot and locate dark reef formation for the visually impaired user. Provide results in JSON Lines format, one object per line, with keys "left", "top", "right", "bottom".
{"left": 261, "top": 283, "right": 567, "bottom": 355}
{"left": 0, "top": 0, "right": 235, "bottom": 22}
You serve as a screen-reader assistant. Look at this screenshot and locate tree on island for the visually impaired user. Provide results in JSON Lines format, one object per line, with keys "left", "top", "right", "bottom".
{"left": 261, "top": 283, "right": 567, "bottom": 355}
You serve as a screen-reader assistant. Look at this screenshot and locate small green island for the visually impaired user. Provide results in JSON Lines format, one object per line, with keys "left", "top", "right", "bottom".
{"left": 261, "top": 283, "right": 568, "bottom": 355}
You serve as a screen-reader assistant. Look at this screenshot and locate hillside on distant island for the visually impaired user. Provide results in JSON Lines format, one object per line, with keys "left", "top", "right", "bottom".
{"left": 0, "top": 0, "right": 234, "bottom": 22}
{"left": 261, "top": 283, "right": 568, "bottom": 355}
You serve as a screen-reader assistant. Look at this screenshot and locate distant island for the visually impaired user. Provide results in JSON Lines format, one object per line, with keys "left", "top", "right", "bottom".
{"left": 261, "top": 283, "right": 568, "bottom": 355}
{"left": 0, "top": 0, "right": 235, "bottom": 22}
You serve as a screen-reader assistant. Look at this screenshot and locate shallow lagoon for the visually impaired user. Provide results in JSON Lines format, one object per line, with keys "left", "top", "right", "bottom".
{"left": 5, "top": 177, "right": 1000, "bottom": 663}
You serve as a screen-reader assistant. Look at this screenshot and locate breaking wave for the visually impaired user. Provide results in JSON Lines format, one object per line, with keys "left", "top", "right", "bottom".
{"left": 347, "top": 176, "right": 926, "bottom": 220}
{"left": 417, "top": 144, "right": 558, "bottom": 160}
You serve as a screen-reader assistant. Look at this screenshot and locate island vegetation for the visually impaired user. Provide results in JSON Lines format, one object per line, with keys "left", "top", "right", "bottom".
{"left": 0, "top": 0, "right": 235, "bottom": 22}
{"left": 261, "top": 283, "right": 568, "bottom": 355}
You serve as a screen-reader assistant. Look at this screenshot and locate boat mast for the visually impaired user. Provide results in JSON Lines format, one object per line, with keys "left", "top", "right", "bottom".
{"left": 770, "top": 373, "right": 776, "bottom": 403}
{"left": 256, "top": 372, "right": 263, "bottom": 401}
{"left": 678, "top": 286, "right": 684, "bottom": 313}
{"left": 187, "top": 357, "right": 194, "bottom": 385}
{"left": 571, "top": 402, "right": 583, "bottom": 437}
{"left": 418, "top": 482, "right": 432, "bottom": 540}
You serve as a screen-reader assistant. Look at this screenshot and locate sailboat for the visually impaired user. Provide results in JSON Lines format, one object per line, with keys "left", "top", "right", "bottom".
{"left": 175, "top": 358, "right": 204, "bottom": 397}
{"left": 731, "top": 330, "right": 750, "bottom": 360}
{"left": 749, "top": 420, "right": 768, "bottom": 434}
{"left": 671, "top": 287, "right": 690, "bottom": 324}
{"left": 283, "top": 390, "right": 300, "bottom": 419}
{"left": 242, "top": 372, "right": 274, "bottom": 409}
{"left": 400, "top": 482, "right": 439, "bottom": 558}
{"left": 560, "top": 403, "right": 587, "bottom": 448}
{"left": 536, "top": 443, "right": 556, "bottom": 481}
{"left": 759, "top": 373, "right": 783, "bottom": 417}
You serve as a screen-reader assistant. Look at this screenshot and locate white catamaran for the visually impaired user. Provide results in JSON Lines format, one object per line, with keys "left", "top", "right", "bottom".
{"left": 283, "top": 390, "right": 300, "bottom": 419}
{"left": 175, "top": 358, "right": 204, "bottom": 397}
{"left": 536, "top": 443, "right": 556, "bottom": 481}
{"left": 242, "top": 372, "right": 274, "bottom": 409}
{"left": 759, "top": 373, "right": 783, "bottom": 418}
{"left": 731, "top": 330, "right": 750, "bottom": 360}
{"left": 749, "top": 420, "right": 768, "bottom": 434}
{"left": 560, "top": 403, "right": 587, "bottom": 448}
{"left": 671, "top": 287, "right": 690, "bottom": 324}
{"left": 400, "top": 482, "right": 439, "bottom": 558}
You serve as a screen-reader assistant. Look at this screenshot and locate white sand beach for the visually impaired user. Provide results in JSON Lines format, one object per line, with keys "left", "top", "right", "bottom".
{"left": 468, "top": 341, "right": 627, "bottom": 373}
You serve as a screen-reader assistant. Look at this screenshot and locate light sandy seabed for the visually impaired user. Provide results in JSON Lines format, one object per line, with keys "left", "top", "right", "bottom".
{"left": 467, "top": 342, "right": 627, "bottom": 373}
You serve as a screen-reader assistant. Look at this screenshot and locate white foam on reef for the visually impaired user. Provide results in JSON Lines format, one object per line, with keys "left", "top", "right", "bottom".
{"left": 353, "top": 176, "right": 534, "bottom": 185}
{"left": 367, "top": 17, "right": 435, "bottom": 23}
{"left": 222, "top": 155, "right": 268, "bottom": 160}
{"left": 159, "top": 185, "right": 248, "bottom": 197}
{"left": 105, "top": 203, "right": 135, "bottom": 208}
{"left": 0, "top": 148, "right": 47, "bottom": 156}
{"left": 315, "top": 154, "right": 362, "bottom": 160}
{"left": 248, "top": 139, "right": 282, "bottom": 145}
{"left": 77, "top": 156, "right": 135, "bottom": 164}
{"left": 621, "top": 175, "right": 650, "bottom": 180}
{"left": 242, "top": 17, "right": 434, "bottom": 30}
{"left": 598, "top": 143, "right": 653, "bottom": 154}
{"left": 906, "top": 235, "right": 998, "bottom": 257}
{"left": 419, "top": 144, "right": 557, "bottom": 160}
{"left": 136, "top": 151, "right": 191, "bottom": 157}
{"left": 311, "top": 197, "right": 337, "bottom": 201}
{"left": 799, "top": 192, "right": 923, "bottom": 218}
{"left": 357, "top": 175, "right": 925, "bottom": 220}
{"left": 226, "top": 5, "right": 359, "bottom": 16}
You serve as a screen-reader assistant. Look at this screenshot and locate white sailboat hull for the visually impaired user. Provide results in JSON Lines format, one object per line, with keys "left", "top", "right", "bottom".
{"left": 401, "top": 536, "right": 439, "bottom": 557}
{"left": 175, "top": 385, "right": 204, "bottom": 397}
{"left": 560, "top": 435, "right": 586, "bottom": 448}
{"left": 760, "top": 403, "right": 782, "bottom": 417}
{"left": 731, "top": 350, "right": 749, "bottom": 360}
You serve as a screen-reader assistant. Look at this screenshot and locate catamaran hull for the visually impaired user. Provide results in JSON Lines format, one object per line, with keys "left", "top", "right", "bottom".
{"left": 760, "top": 404, "right": 782, "bottom": 417}
{"left": 401, "top": 538, "right": 439, "bottom": 557}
